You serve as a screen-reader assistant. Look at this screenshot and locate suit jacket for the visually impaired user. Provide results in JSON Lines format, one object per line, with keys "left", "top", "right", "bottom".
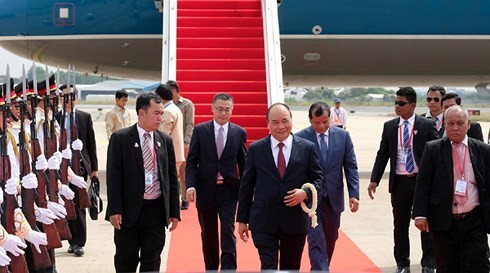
{"left": 105, "top": 124, "right": 181, "bottom": 227}
{"left": 413, "top": 137, "right": 490, "bottom": 231}
{"left": 185, "top": 120, "right": 247, "bottom": 203}
{"left": 236, "top": 135, "right": 324, "bottom": 234}
{"left": 55, "top": 110, "right": 98, "bottom": 174}
{"left": 295, "top": 126, "right": 359, "bottom": 214}
{"left": 370, "top": 115, "right": 439, "bottom": 193}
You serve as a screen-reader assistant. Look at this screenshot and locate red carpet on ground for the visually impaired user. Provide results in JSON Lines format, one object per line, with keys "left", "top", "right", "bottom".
{"left": 167, "top": 204, "right": 381, "bottom": 272}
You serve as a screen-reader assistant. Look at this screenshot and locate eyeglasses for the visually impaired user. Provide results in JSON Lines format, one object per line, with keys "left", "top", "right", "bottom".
{"left": 394, "top": 100, "right": 410, "bottom": 106}
{"left": 426, "top": 97, "right": 440, "bottom": 103}
{"left": 213, "top": 105, "right": 232, "bottom": 113}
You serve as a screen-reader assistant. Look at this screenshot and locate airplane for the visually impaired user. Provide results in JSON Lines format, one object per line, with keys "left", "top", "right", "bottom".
{"left": 1, "top": 0, "right": 490, "bottom": 88}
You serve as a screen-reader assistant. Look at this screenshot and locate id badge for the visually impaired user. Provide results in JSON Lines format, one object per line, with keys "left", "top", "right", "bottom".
{"left": 455, "top": 179, "right": 467, "bottom": 196}
{"left": 400, "top": 153, "right": 407, "bottom": 164}
{"left": 145, "top": 171, "right": 153, "bottom": 186}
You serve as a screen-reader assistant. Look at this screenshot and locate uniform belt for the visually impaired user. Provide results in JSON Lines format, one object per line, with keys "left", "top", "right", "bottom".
{"left": 453, "top": 207, "right": 478, "bottom": 220}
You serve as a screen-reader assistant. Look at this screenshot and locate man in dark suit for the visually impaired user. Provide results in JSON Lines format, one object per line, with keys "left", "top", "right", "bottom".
{"left": 440, "top": 92, "right": 484, "bottom": 141}
{"left": 237, "top": 103, "right": 323, "bottom": 270}
{"left": 186, "top": 93, "right": 247, "bottom": 270}
{"left": 368, "top": 87, "right": 439, "bottom": 273}
{"left": 106, "top": 93, "right": 180, "bottom": 272}
{"left": 421, "top": 85, "right": 446, "bottom": 136}
{"left": 295, "top": 102, "right": 359, "bottom": 271}
{"left": 56, "top": 85, "right": 98, "bottom": 257}
{"left": 413, "top": 105, "right": 490, "bottom": 272}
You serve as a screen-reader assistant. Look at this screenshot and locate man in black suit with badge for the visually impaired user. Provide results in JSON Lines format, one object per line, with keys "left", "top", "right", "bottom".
{"left": 106, "top": 93, "right": 180, "bottom": 272}
{"left": 413, "top": 105, "right": 490, "bottom": 272}
{"left": 368, "top": 87, "right": 439, "bottom": 273}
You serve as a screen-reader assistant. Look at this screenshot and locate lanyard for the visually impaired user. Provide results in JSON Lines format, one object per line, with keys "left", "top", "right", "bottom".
{"left": 399, "top": 122, "right": 414, "bottom": 150}
{"left": 452, "top": 144, "right": 467, "bottom": 179}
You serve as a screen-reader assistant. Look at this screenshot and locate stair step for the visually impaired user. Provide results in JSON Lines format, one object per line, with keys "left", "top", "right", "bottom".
{"left": 178, "top": 37, "right": 264, "bottom": 49}
{"left": 194, "top": 103, "right": 268, "bottom": 115}
{"left": 178, "top": 17, "right": 262, "bottom": 27}
{"left": 193, "top": 116, "right": 267, "bottom": 127}
{"left": 177, "top": 59, "right": 265, "bottom": 70}
{"left": 178, "top": 9, "right": 261, "bottom": 17}
{"left": 178, "top": 1, "right": 261, "bottom": 10}
{"left": 177, "top": 81, "right": 267, "bottom": 92}
{"left": 182, "top": 90, "right": 267, "bottom": 103}
{"left": 178, "top": 48, "right": 264, "bottom": 59}
{"left": 177, "top": 27, "right": 263, "bottom": 38}
{"left": 177, "top": 70, "right": 266, "bottom": 81}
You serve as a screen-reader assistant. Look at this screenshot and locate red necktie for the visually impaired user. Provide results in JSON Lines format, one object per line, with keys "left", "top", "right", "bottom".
{"left": 277, "top": 142, "right": 286, "bottom": 178}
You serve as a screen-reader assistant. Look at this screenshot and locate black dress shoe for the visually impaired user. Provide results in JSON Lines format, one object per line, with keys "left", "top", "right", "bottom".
{"left": 73, "top": 245, "right": 84, "bottom": 257}
{"left": 67, "top": 245, "right": 75, "bottom": 253}
{"left": 181, "top": 201, "right": 189, "bottom": 210}
{"left": 394, "top": 266, "right": 410, "bottom": 273}
{"left": 421, "top": 267, "right": 435, "bottom": 273}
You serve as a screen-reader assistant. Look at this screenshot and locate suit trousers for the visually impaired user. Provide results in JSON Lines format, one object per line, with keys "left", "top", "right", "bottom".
{"left": 432, "top": 210, "right": 490, "bottom": 273}
{"left": 252, "top": 230, "right": 306, "bottom": 270}
{"left": 308, "top": 195, "right": 341, "bottom": 271}
{"left": 113, "top": 198, "right": 166, "bottom": 273}
{"left": 391, "top": 175, "right": 435, "bottom": 267}
{"left": 68, "top": 204, "right": 87, "bottom": 247}
{"left": 196, "top": 185, "right": 238, "bottom": 270}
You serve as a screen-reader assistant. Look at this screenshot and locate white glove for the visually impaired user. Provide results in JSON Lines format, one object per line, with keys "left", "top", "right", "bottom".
{"left": 0, "top": 247, "right": 10, "bottom": 266}
{"left": 5, "top": 178, "right": 18, "bottom": 195}
{"left": 1, "top": 234, "right": 26, "bottom": 256}
{"left": 71, "top": 139, "right": 83, "bottom": 151}
{"left": 0, "top": 187, "right": 3, "bottom": 205}
{"left": 21, "top": 173, "right": 38, "bottom": 190}
{"left": 35, "top": 208, "right": 58, "bottom": 225}
{"left": 53, "top": 151, "right": 63, "bottom": 162}
{"left": 35, "top": 155, "right": 48, "bottom": 171}
{"left": 70, "top": 174, "right": 87, "bottom": 189}
{"left": 47, "top": 156, "right": 60, "bottom": 171}
{"left": 47, "top": 202, "right": 67, "bottom": 219}
{"left": 24, "top": 230, "right": 47, "bottom": 253}
{"left": 59, "top": 184, "right": 75, "bottom": 200}
{"left": 61, "top": 148, "right": 72, "bottom": 160}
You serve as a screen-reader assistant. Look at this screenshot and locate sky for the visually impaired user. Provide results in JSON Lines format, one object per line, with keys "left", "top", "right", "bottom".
{"left": 0, "top": 47, "right": 36, "bottom": 77}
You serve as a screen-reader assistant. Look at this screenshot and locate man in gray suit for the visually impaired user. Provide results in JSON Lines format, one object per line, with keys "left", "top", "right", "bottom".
{"left": 296, "top": 101, "right": 359, "bottom": 271}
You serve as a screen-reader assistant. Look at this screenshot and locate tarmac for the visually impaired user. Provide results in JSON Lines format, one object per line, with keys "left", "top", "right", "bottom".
{"left": 53, "top": 104, "right": 490, "bottom": 273}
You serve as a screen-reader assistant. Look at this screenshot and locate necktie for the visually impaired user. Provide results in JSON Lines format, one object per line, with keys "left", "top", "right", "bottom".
{"left": 319, "top": 134, "right": 328, "bottom": 168}
{"left": 403, "top": 120, "right": 414, "bottom": 173}
{"left": 216, "top": 127, "right": 224, "bottom": 159}
{"left": 277, "top": 142, "right": 286, "bottom": 178}
{"left": 452, "top": 142, "right": 468, "bottom": 205}
{"left": 65, "top": 114, "right": 71, "bottom": 143}
{"left": 142, "top": 132, "right": 153, "bottom": 171}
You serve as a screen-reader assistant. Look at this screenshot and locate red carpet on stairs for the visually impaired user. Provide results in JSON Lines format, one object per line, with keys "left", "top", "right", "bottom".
{"left": 167, "top": 204, "right": 381, "bottom": 272}
{"left": 176, "top": 0, "right": 269, "bottom": 144}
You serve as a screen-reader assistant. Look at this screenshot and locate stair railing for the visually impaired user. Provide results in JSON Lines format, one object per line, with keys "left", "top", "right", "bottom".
{"left": 262, "top": 0, "right": 284, "bottom": 105}
{"left": 162, "top": 0, "right": 177, "bottom": 82}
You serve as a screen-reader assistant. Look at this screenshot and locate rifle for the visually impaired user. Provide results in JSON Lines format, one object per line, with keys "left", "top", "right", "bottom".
{"left": 57, "top": 92, "right": 77, "bottom": 220}
{"left": 29, "top": 75, "right": 62, "bottom": 251}
{"left": 43, "top": 90, "right": 72, "bottom": 241}
{"left": 18, "top": 76, "right": 52, "bottom": 269}
{"left": 1, "top": 73, "right": 29, "bottom": 273}
{"left": 68, "top": 90, "right": 91, "bottom": 209}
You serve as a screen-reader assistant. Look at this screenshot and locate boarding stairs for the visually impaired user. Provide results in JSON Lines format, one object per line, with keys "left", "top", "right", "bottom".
{"left": 173, "top": 0, "right": 283, "bottom": 144}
